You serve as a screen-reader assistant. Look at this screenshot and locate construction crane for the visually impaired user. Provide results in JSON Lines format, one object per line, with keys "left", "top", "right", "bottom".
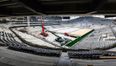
{"left": 40, "top": 16, "right": 48, "bottom": 37}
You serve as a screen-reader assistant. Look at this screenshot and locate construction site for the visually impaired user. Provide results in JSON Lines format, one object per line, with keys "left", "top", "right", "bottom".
{"left": 0, "top": 0, "right": 116, "bottom": 66}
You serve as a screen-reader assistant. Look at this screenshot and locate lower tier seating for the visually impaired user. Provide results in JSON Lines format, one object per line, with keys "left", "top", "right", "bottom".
{"left": 8, "top": 44, "right": 61, "bottom": 57}
{"left": 68, "top": 50, "right": 116, "bottom": 59}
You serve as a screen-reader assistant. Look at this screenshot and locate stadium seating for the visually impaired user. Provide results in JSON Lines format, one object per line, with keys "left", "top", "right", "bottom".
{"left": 0, "top": 16, "right": 116, "bottom": 61}
{"left": 0, "top": 30, "right": 116, "bottom": 60}
{"left": 68, "top": 50, "right": 116, "bottom": 59}
{"left": 0, "top": 31, "right": 62, "bottom": 57}
{"left": 0, "top": 31, "right": 27, "bottom": 47}
{"left": 72, "top": 27, "right": 116, "bottom": 50}
{"left": 8, "top": 44, "right": 61, "bottom": 57}
{"left": 68, "top": 50, "right": 103, "bottom": 59}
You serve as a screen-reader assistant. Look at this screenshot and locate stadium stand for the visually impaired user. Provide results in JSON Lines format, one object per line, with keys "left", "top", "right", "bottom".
{"left": 68, "top": 50, "right": 102, "bottom": 59}
{"left": 8, "top": 45, "right": 61, "bottom": 57}
{"left": 68, "top": 50, "right": 116, "bottom": 59}
{"left": 0, "top": 31, "right": 26, "bottom": 46}
{"left": 0, "top": 16, "right": 116, "bottom": 61}
{"left": 0, "top": 29, "right": 62, "bottom": 58}
{"left": 0, "top": 30, "right": 62, "bottom": 57}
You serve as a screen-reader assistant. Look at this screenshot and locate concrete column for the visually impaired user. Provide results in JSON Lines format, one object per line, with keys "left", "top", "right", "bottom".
{"left": 56, "top": 52, "right": 72, "bottom": 66}
{"left": 27, "top": 16, "right": 30, "bottom": 27}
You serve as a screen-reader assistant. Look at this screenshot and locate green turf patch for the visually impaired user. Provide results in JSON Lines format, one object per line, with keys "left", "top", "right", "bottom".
{"left": 66, "top": 29, "right": 94, "bottom": 47}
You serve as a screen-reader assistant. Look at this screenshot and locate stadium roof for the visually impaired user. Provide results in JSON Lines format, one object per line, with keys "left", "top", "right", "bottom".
{"left": 0, "top": 0, "right": 116, "bottom": 16}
